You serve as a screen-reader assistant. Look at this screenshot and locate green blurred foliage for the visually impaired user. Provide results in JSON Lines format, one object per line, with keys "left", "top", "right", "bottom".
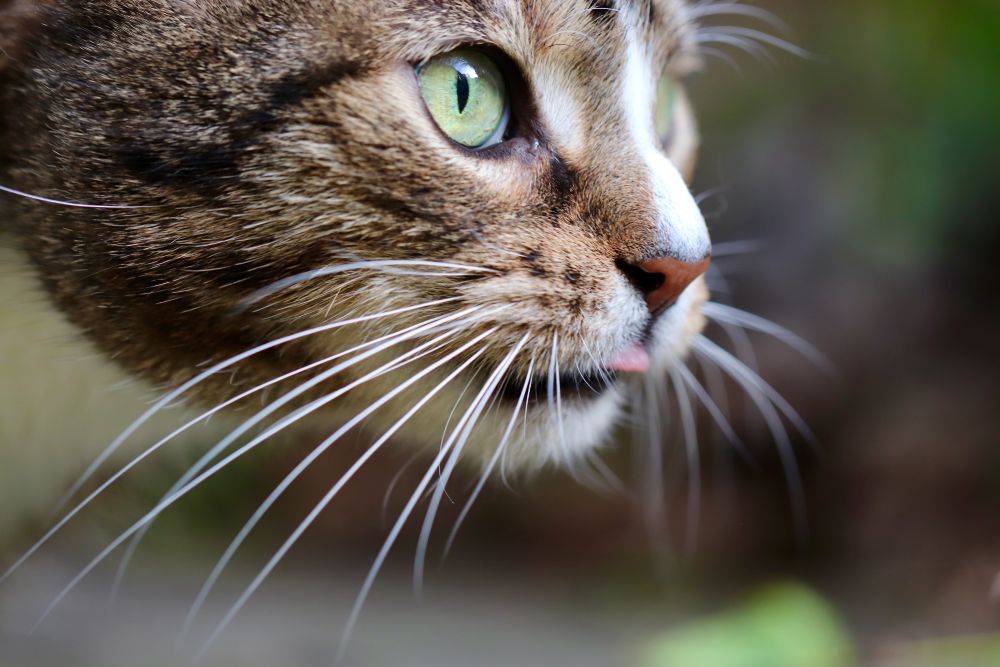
{"left": 882, "top": 634, "right": 1000, "bottom": 667}
{"left": 692, "top": 0, "right": 1000, "bottom": 268}
{"left": 636, "top": 583, "right": 855, "bottom": 667}
{"left": 822, "top": 0, "right": 1000, "bottom": 264}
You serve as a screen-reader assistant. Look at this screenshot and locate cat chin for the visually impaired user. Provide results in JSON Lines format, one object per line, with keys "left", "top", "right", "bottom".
{"left": 437, "top": 384, "right": 628, "bottom": 474}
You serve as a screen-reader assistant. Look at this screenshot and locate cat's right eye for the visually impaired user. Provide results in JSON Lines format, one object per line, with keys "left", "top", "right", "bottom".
{"left": 417, "top": 48, "right": 511, "bottom": 150}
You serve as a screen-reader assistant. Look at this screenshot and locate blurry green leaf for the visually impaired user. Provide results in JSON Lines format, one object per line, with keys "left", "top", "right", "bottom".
{"left": 884, "top": 634, "right": 1000, "bottom": 667}
{"left": 637, "top": 583, "right": 854, "bottom": 667}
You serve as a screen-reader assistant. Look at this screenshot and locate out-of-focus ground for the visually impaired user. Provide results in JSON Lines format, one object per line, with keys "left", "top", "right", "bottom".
{"left": 2, "top": 1, "right": 1000, "bottom": 665}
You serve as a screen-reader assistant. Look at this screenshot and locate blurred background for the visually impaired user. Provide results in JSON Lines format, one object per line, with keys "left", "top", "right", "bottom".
{"left": 2, "top": 1, "right": 999, "bottom": 665}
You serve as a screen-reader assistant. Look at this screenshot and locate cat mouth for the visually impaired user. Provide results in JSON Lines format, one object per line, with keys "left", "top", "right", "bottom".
{"left": 498, "top": 367, "right": 621, "bottom": 404}
{"left": 495, "top": 341, "right": 652, "bottom": 404}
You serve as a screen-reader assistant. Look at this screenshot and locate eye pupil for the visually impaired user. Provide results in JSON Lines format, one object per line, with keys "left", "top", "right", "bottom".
{"left": 455, "top": 72, "right": 470, "bottom": 114}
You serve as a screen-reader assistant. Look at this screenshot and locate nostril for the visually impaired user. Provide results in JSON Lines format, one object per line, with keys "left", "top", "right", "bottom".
{"left": 618, "top": 254, "right": 712, "bottom": 316}
{"left": 615, "top": 258, "right": 666, "bottom": 296}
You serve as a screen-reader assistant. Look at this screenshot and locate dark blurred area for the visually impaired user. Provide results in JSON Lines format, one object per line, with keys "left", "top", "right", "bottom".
{"left": 3, "top": 1, "right": 999, "bottom": 665}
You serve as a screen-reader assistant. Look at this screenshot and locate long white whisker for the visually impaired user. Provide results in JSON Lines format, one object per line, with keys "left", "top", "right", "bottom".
{"left": 698, "top": 46, "right": 744, "bottom": 74}
{"left": 240, "top": 260, "right": 500, "bottom": 308}
{"left": 711, "top": 240, "right": 766, "bottom": 257}
{"left": 186, "top": 331, "right": 499, "bottom": 658}
{"left": 697, "top": 336, "right": 818, "bottom": 448}
{"left": 177, "top": 327, "right": 473, "bottom": 638}
{"left": 1, "top": 303, "right": 468, "bottom": 589}
{"left": 674, "top": 363, "right": 752, "bottom": 464}
{"left": 549, "top": 334, "right": 567, "bottom": 463}
{"left": 27, "top": 310, "right": 504, "bottom": 629}
{"left": 381, "top": 453, "right": 422, "bottom": 528}
{"left": 580, "top": 339, "right": 616, "bottom": 394}
{"left": 338, "top": 340, "right": 521, "bottom": 663}
{"left": 0, "top": 183, "right": 151, "bottom": 209}
{"left": 689, "top": 3, "right": 787, "bottom": 31}
{"left": 693, "top": 337, "right": 809, "bottom": 541}
{"left": 703, "top": 302, "right": 835, "bottom": 375}
{"left": 546, "top": 334, "right": 559, "bottom": 458}
{"left": 109, "top": 308, "right": 483, "bottom": 597}
{"left": 714, "top": 316, "right": 760, "bottom": 378}
{"left": 590, "top": 453, "right": 628, "bottom": 494}
{"left": 413, "top": 335, "right": 529, "bottom": 595}
{"left": 49, "top": 297, "right": 460, "bottom": 517}
{"left": 697, "top": 32, "right": 776, "bottom": 65}
{"left": 442, "top": 357, "right": 535, "bottom": 559}
{"left": 669, "top": 366, "right": 701, "bottom": 557}
{"left": 640, "top": 374, "right": 668, "bottom": 546}
{"left": 703, "top": 25, "right": 813, "bottom": 60}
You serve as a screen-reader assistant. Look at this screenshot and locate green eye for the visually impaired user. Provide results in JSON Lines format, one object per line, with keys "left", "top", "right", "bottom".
{"left": 656, "top": 76, "right": 676, "bottom": 141}
{"left": 417, "top": 48, "right": 510, "bottom": 150}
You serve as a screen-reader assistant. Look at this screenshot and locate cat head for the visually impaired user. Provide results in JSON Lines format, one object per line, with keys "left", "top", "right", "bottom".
{"left": 2, "top": 0, "right": 710, "bottom": 469}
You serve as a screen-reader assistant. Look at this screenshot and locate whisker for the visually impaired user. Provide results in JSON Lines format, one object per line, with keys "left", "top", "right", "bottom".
{"left": 711, "top": 240, "right": 766, "bottom": 257}
{"left": 694, "top": 184, "right": 730, "bottom": 206}
{"left": 705, "top": 25, "right": 814, "bottom": 60}
{"left": 185, "top": 330, "right": 500, "bottom": 656}
{"left": 696, "top": 31, "right": 777, "bottom": 66}
{"left": 669, "top": 367, "right": 701, "bottom": 557}
{"left": 110, "top": 308, "right": 487, "bottom": 595}
{"left": 688, "top": 2, "right": 788, "bottom": 31}
{"left": 580, "top": 339, "right": 616, "bottom": 392}
{"left": 380, "top": 453, "right": 422, "bottom": 528}
{"left": 239, "top": 260, "right": 500, "bottom": 310}
{"left": 546, "top": 334, "right": 559, "bottom": 458}
{"left": 51, "top": 298, "right": 460, "bottom": 512}
{"left": 413, "top": 335, "right": 529, "bottom": 596}
{"left": 1, "top": 298, "right": 463, "bottom": 587}
{"left": 586, "top": 452, "right": 629, "bottom": 496}
{"left": 703, "top": 302, "right": 835, "bottom": 375}
{"left": 698, "top": 46, "right": 744, "bottom": 74}
{"left": 693, "top": 337, "right": 809, "bottom": 541}
{"left": 549, "top": 334, "right": 568, "bottom": 464}
{"left": 0, "top": 183, "right": 152, "bottom": 209}
{"left": 674, "top": 363, "right": 754, "bottom": 466}
{"left": 337, "top": 342, "right": 522, "bottom": 664}
{"left": 640, "top": 374, "right": 668, "bottom": 547}
{"left": 442, "top": 357, "right": 536, "bottom": 560}
{"left": 26, "top": 310, "right": 503, "bottom": 629}
{"left": 696, "top": 335, "right": 817, "bottom": 447}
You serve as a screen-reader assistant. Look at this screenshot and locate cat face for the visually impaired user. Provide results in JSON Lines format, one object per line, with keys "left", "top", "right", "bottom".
{"left": 3, "top": 0, "right": 709, "bottom": 468}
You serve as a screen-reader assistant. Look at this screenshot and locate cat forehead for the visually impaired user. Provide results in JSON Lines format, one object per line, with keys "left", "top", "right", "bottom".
{"left": 379, "top": 0, "right": 692, "bottom": 55}
{"left": 167, "top": 0, "right": 691, "bottom": 54}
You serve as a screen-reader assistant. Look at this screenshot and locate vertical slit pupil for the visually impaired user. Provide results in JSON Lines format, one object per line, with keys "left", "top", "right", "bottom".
{"left": 455, "top": 71, "right": 470, "bottom": 114}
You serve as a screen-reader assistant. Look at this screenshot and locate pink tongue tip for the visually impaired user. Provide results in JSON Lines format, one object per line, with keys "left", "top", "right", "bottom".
{"left": 606, "top": 342, "right": 651, "bottom": 374}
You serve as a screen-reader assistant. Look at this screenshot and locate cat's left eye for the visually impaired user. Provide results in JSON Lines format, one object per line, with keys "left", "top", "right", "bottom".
{"left": 417, "top": 48, "right": 511, "bottom": 150}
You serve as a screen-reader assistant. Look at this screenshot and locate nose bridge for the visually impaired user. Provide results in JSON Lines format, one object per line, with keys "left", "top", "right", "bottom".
{"left": 637, "top": 146, "right": 711, "bottom": 263}
{"left": 616, "top": 39, "right": 710, "bottom": 264}
{"left": 528, "top": 29, "right": 710, "bottom": 264}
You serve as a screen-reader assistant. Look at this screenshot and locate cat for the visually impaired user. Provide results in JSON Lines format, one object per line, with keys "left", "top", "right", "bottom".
{"left": 0, "top": 0, "right": 806, "bottom": 657}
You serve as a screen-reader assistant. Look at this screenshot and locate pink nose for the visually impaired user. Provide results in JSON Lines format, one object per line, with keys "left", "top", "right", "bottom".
{"left": 619, "top": 255, "right": 711, "bottom": 316}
